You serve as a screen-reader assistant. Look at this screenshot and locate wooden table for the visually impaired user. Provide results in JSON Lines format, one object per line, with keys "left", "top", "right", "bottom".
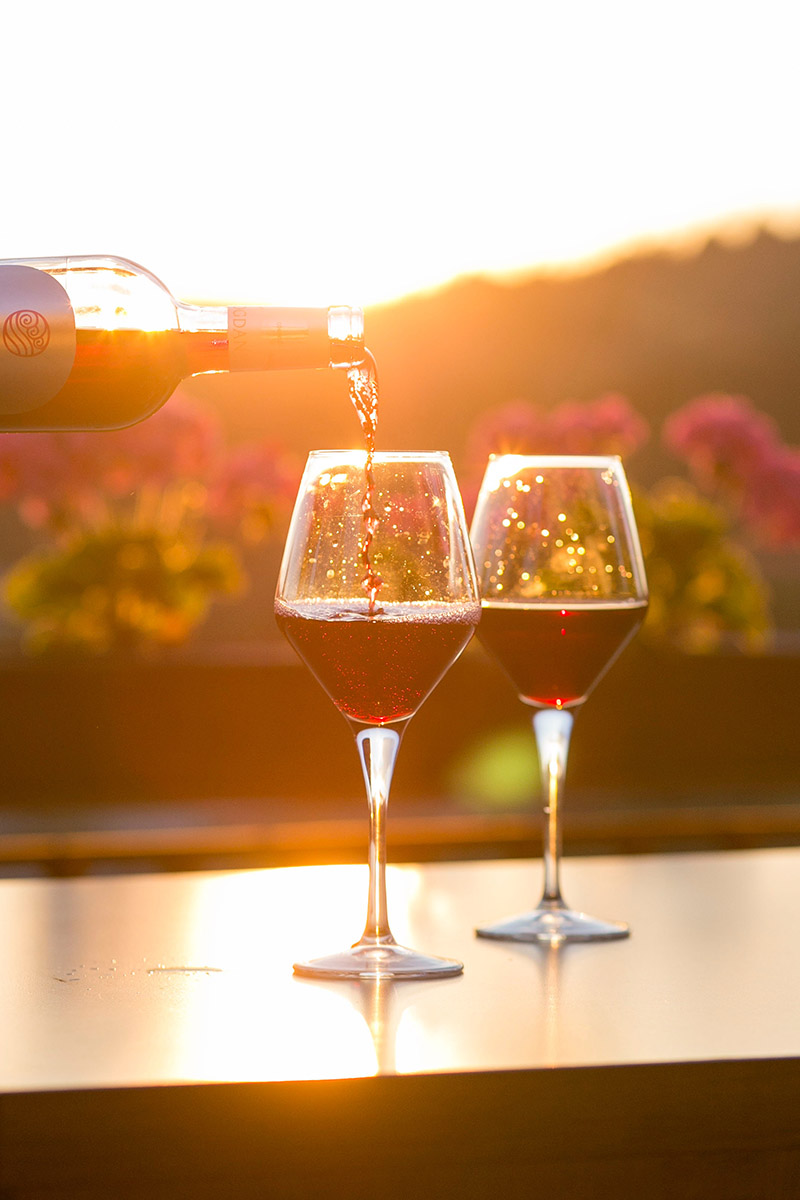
{"left": 1, "top": 848, "right": 799, "bottom": 1198}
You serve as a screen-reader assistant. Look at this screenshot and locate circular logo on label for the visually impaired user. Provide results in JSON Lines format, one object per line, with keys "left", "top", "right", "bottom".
{"left": 0, "top": 265, "right": 76, "bottom": 416}
{"left": 3, "top": 309, "right": 51, "bottom": 357}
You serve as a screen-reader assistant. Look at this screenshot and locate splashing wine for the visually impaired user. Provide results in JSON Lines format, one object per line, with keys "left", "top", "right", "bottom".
{"left": 347, "top": 350, "right": 382, "bottom": 613}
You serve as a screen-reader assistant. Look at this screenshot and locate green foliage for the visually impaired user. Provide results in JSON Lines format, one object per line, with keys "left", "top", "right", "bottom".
{"left": 4, "top": 528, "right": 242, "bottom": 655}
{"left": 0, "top": 397, "right": 296, "bottom": 657}
{"left": 634, "top": 480, "right": 771, "bottom": 653}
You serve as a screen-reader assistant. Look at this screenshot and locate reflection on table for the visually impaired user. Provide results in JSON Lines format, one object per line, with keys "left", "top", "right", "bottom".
{"left": 1, "top": 849, "right": 799, "bottom": 1197}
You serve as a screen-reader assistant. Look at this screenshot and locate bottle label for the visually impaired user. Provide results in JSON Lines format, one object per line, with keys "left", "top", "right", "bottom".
{"left": 0, "top": 265, "right": 76, "bottom": 413}
{"left": 228, "top": 306, "right": 328, "bottom": 371}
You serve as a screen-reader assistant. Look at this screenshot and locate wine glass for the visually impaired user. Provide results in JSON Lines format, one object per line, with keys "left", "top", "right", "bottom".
{"left": 275, "top": 450, "right": 480, "bottom": 979}
{"left": 470, "top": 455, "right": 648, "bottom": 944}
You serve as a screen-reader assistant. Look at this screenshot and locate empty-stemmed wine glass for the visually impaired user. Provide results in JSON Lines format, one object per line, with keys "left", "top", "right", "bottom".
{"left": 276, "top": 450, "right": 480, "bottom": 978}
{"left": 470, "top": 455, "right": 648, "bottom": 944}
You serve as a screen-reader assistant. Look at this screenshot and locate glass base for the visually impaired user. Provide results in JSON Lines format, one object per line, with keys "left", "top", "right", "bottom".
{"left": 293, "top": 939, "right": 463, "bottom": 981}
{"left": 476, "top": 903, "right": 629, "bottom": 946}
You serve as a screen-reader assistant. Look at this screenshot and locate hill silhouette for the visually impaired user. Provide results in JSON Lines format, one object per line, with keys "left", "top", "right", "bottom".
{"left": 182, "top": 226, "right": 800, "bottom": 635}
{"left": 366, "top": 227, "right": 800, "bottom": 482}
{"left": 187, "top": 225, "right": 800, "bottom": 490}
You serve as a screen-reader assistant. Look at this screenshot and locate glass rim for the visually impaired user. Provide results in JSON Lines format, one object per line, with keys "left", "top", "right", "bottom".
{"left": 306, "top": 449, "right": 455, "bottom": 463}
{"left": 486, "top": 453, "right": 623, "bottom": 469}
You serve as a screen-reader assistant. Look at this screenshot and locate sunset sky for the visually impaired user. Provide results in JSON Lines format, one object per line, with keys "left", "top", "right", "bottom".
{"left": 5, "top": 0, "right": 800, "bottom": 308}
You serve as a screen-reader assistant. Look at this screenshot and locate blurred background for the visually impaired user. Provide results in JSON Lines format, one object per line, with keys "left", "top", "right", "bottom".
{"left": 0, "top": 0, "right": 797, "bottom": 872}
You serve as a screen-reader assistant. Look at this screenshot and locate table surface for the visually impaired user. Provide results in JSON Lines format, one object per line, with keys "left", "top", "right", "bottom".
{"left": 1, "top": 845, "right": 799, "bottom": 1092}
{"left": 3, "top": 847, "right": 800, "bottom": 1198}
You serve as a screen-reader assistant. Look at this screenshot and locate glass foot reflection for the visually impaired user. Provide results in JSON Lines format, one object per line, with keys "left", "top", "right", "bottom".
{"left": 293, "top": 939, "right": 463, "bottom": 981}
{"left": 477, "top": 901, "right": 629, "bottom": 946}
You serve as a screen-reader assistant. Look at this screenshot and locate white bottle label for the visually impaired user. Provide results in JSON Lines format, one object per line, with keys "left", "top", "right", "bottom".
{"left": 228, "top": 306, "right": 328, "bottom": 371}
{"left": 0, "top": 265, "right": 77, "bottom": 413}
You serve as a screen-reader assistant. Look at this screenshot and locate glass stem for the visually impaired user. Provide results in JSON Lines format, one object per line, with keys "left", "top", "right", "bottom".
{"left": 354, "top": 726, "right": 401, "bottom": 946}
{"left": 532, "top": 708, "right": 575, "bottom": 907}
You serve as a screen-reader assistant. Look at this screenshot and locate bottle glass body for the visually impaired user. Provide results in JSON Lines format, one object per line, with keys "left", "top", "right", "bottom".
{"left": 0, "top": 255, "right": 364, "bottom": 430}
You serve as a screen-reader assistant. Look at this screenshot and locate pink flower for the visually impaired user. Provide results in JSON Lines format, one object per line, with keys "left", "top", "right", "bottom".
{"left": 0, "top": 433, "right": 98, "bottom": 530}
{"left": 0, "top": 433, "right": 72, "bottom": 501}
{"left": 664, "top": 393, "right": 800, "bottom": 546}
{"left": 0, "top": 398, "right": 223, "bottom": 533}
{"left": 664, "top": 394, "right": 780, "bottom": 490}
{"left": 742, "top": 448, "right": 800, "bottom": 546}
{"left": 91, "top": 396, "right": 222, "bottom": 495}
{"left": 208, "top": 441, "right": 298, "bottom": 538}
{"left": 548, "top": 393, "right": 650, "bottom": 457}
{"left": 465, "top": 399, "right": 548, "bottom": 468}
{"left": 466, "top": 393, "right": 649, "bottom": 467}
{"left": 463, "top": 394, "right": 650, "bottom": 518}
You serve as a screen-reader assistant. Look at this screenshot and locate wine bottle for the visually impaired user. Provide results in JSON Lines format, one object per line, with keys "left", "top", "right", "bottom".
{"left": 0, "top": 255, "right": 364, "bottom": 431}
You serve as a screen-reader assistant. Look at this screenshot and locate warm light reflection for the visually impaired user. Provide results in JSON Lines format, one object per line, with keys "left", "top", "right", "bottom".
{"left": 65, "top": 267, "right": 177, "bottom": 332}
{"left": 162, "top": 865, "right": 447, "bottom": 1082}
{"left": 164, "top": 866, "right": 366, "bottom": 1081}
{"left": 11, "top": 854, "right": 800, "bottom": 1095}
{"left": 165, "top": 862, "right": 484, "bottom": 1082}
{"left": 173, "top": 968, "right": 378, "bottom": 1083}
{"left": 6, "top": 5, "right": 800, "bottom": 310}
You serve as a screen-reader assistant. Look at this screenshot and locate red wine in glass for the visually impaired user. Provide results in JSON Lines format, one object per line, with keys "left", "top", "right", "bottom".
{"left": 275, "top": 451, "right": 480, "bottom": 979}
{"left": 478, "top": 600, "right": 647, "bottom": 711}
{"left": 275, "top": 598, "right": 478, "bottom": 725}
{"left": 470, "top": 454, "right": 649, "bottom": 944}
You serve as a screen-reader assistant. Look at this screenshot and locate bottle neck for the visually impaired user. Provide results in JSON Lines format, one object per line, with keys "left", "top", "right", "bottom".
{"left": 176, "top": 301, "right": 364, "bottom": 372}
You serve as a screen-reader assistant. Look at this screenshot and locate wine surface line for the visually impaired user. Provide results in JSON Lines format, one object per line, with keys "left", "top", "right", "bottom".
{"left": 478, "top": 598, "right": 647, "bottom": 709}
{"left": 275, "top": 597, "right": 479, "bottom": 726}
